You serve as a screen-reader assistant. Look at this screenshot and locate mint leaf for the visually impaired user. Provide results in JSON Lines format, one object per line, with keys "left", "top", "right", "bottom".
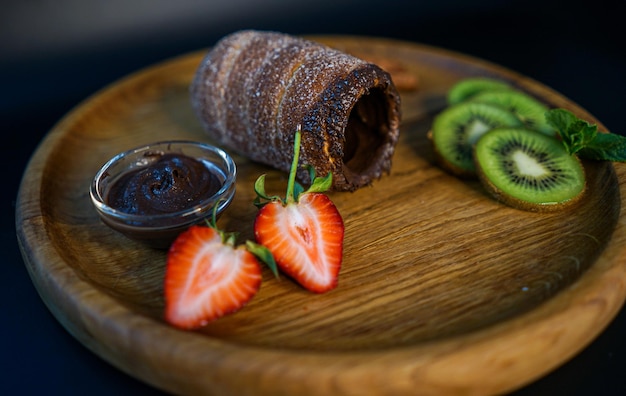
{"left": 578, "top": 133, "right": 626, "bottom": 162}
{"left": 545, "top": 108, "right": 597, "bottom": 155}
{"left": 546, "top": 108, "right": 626, "bottom": 162}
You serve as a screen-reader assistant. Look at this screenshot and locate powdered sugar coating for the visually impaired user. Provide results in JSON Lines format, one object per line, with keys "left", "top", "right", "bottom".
{"left": 190, "top": 30, "right": 401, "bottom": 191}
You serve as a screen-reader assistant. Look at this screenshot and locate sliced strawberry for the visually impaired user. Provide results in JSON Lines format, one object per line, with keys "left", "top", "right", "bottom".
{"left": 164, "top": 225, "right": 263, "bottom": 329}
{"left": 254, "top": 193, "right": 343, "bottom": 292}
{"left": 253, "top": 125, "right": 345, "bottom": 293}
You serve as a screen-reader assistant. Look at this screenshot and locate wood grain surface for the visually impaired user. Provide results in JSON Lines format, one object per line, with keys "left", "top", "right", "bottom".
{"left": 16, "top": 36, "right": 626, "bottom": 395}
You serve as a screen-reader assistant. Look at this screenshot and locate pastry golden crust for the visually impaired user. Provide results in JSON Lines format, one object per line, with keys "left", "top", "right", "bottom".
{"left": 190, "top": 30, "right": 402, "bottom": 191}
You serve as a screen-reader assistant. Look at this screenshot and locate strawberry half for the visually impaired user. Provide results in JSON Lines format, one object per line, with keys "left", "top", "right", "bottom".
{"left": 164, "top": 219, "right": 276, "bottom": 329}
{"left": 253, "top": 126, "right": 345, "bottom": 293}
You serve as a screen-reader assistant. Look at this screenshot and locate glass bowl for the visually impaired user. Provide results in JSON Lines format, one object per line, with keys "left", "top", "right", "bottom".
{"left": 90, "top": 141, "right": 236, "bottom": 249}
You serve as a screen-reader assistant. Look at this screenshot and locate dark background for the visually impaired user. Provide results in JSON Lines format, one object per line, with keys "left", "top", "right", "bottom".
{"left": 3, "top": 0, "right": 625, "bottom": 394}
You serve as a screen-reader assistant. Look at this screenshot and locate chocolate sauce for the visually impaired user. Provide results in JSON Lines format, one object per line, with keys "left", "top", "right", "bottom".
{"left": 106, "top": 153, "right": 222, "bottom": 215}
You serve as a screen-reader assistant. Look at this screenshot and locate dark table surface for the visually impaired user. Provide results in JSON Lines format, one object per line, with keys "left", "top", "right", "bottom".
{"left": 3, "top": 1, "right": 625, "bottom": 394}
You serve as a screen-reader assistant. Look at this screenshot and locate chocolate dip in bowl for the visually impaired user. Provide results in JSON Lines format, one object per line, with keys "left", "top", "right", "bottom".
{"left": 90, "top": 141, "right": 236, "bottom": 248}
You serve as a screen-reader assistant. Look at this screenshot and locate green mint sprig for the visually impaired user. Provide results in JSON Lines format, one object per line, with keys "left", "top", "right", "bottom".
{"left": 546, "top": 108, "right": 626, "bottom": 161}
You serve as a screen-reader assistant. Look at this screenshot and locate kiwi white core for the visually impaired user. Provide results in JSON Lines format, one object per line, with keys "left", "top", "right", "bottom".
{"left": 513, "top": 151, "right": 546, "bottom": 177}
{"left": 467, "top": 121, "right": 491, "bottom": 144}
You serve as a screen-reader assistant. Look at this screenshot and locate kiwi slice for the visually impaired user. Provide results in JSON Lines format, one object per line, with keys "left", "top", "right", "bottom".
{"left": 431, "top": 102, "right": 523, "bottom": 176}
{"left": 469, "top": 89, "right": 556, "bottom": 136}
{"left": 474, "top": 128, "right": 586, "bottom": 212}
{"left": 447, "top": 77, "right": 512, "bottom": 105}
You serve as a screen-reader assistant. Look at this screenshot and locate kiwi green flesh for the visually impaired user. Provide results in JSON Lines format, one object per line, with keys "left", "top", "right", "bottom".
{"left": 469, "top": 89, "right": 556, "bottom": 136}
{"left": 474, "top": 128, "right": 586, "bottom": 211}
{"left": 432, "top": 102, "right": 523, "bottom": 175}
{"left": 447, "top": 77, "right": 512, "bottom": 105}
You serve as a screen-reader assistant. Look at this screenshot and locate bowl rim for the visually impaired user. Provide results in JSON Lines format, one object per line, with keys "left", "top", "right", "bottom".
{"left": 89, "top": 140, "right": 237, "bottom": 228}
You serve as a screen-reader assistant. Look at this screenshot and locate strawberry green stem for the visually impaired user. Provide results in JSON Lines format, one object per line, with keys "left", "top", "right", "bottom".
{"left": 285, "top": 125, "right": 302, "bottom": 204}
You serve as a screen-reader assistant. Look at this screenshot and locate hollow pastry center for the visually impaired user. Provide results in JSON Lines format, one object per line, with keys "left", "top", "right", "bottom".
{"left": 343, "top": 88, "right": 389, "bottom": 173}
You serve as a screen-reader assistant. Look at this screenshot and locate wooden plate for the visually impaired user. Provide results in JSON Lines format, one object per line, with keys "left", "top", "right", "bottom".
{"left": 16, "top": 36, "right": 626, "bottom": 395}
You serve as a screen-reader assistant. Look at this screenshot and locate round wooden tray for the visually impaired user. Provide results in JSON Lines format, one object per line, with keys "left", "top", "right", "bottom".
{"left": 16, "top": 36, "right": 626, "bottom": 395}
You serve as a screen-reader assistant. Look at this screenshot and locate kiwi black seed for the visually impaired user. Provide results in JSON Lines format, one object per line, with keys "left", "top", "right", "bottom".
{"left": 430, "top": 102, "right": 523, "bottom": 177}
{"left": 447, "top": 77, "right": 512, "bottom": 105}
{"left": 469, "top": 89, "right": 556, "bottom": 136}
{"left": 474, "top": 128, "right": 586, "bottom": 212}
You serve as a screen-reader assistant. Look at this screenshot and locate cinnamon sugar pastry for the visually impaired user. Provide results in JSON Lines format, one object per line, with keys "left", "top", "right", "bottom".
{"left": 190, "top": 30, "right": 401, "bottom": 191}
